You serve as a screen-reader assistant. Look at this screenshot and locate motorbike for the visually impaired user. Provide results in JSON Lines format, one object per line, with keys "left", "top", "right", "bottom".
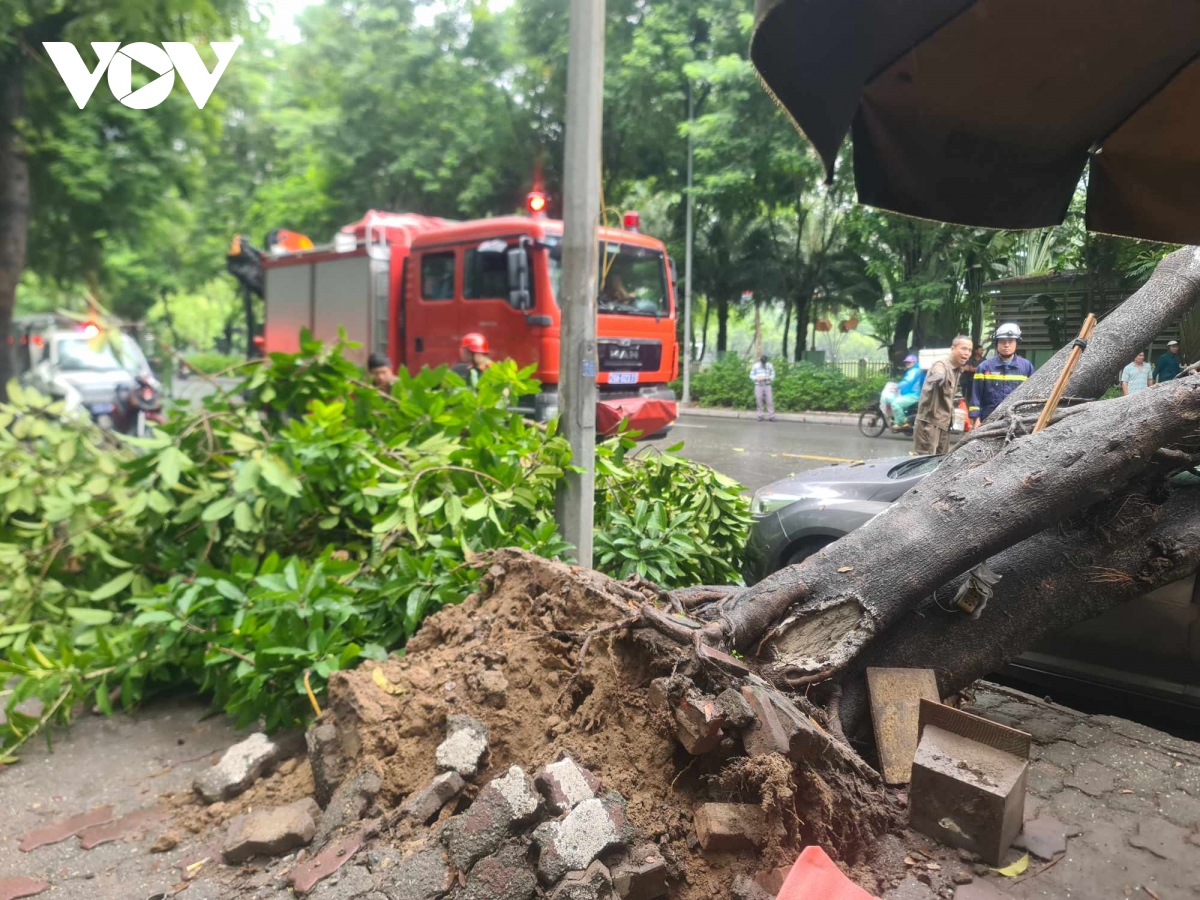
{"left": 111, "top": 373, "right": 165, "bottom": 437}
{"left": 859, "top": 381, "right": 915, "bottom": 438}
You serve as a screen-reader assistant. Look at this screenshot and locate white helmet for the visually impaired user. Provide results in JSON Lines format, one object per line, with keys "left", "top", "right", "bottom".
{"left": 994, "top": 322, "right": 1022, "bottom": 341}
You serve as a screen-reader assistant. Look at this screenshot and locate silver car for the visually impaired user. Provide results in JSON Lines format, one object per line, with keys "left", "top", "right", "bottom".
{"left": 745, "top": 456, "right": 1200, "bottom": 711}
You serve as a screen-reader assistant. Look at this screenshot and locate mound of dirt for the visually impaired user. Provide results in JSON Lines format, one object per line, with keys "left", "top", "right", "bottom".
{"left": 313, "top": 549, "right": 901, "bottom": 897}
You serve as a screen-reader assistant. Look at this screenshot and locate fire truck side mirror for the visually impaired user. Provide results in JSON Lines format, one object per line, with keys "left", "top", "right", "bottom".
{"left": 507, "top": 247, "right": 531, "bottom": 310}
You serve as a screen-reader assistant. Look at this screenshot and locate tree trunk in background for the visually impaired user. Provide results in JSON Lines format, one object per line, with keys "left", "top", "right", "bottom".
{"left": 794, "top": 295, "right": 810, "bottom": 362}
{"left": 890, "top": 310, "right": 914, "bottom": 364}
{"left": 753, "top": 305, "right": 762, "bottom": 358}
{"left": 0, "top": 57, "right": 29, "bottom": 401}
{"left": 781, "top": 298, "right": 792, "bottom": 360}
{"left": 716, "top": 295, "right": 729, "bottom": 356}
{"left": 699, "top": 299, "right": 711, "bottom": 362}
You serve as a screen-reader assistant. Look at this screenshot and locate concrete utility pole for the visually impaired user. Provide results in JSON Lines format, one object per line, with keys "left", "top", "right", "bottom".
{"left": 555, "top": 0, "right": 605, "bottom": 567}
{"left": 682, "top": 80, "right": 694, "bottom": 403}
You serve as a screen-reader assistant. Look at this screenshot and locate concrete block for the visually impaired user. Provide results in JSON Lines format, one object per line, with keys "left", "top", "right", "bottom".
{"left": 909, "top": 700, "right": 1031, "bottom": 866}
{"left": 866, "top": 667, "right": 940, "bottom": 785}
{"left": 693, "top": 803, "right": 768, "bottom": 852}
{"left": 195, "top": 732, "right": 295, "bottom": 803}
{"left": 436, "top": 715, "right": 489, "bottom": 779}
{"left": 222, "top": 798, "right": 319, "bottom": 864}
{"left": 535, "top": 794, "right": 634, "bottom": 885}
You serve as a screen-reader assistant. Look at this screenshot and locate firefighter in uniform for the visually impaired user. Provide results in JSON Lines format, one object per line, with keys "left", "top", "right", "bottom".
{"left": 913, "top": 336, "right": 973, "bottom": 456}
{"left": 454, "top": 333, "right": 495, "bottom": 387}
{"left": 969, "top": 323, "right": 1035, "bottom": 423}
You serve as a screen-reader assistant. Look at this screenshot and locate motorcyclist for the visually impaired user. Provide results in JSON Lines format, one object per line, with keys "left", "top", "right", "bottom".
{"left": 890, "top": 354, "right": 925, "bottom": 429}
{"left": 454, "top": 333, "right": 494, "bottom": 388}
{"left": 970, "top": 323, "right": 1035, "bottom": 422}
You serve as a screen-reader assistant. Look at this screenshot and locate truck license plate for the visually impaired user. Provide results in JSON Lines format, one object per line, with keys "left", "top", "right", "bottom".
{"left": 608, "top": 372, "right": 639, "bottom": 385}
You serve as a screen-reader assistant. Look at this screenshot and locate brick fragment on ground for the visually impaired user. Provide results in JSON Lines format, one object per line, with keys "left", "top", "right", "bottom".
{"left": 535, "top": 793, "right": 634, "bottom": 885}
{"left": 289, "top": 830, "right": 365, "bottom": 895}
{"left": 308, "top": 720, "right": 350, "bottom": 808}
{"left": 401, "top": 771, "right": 467, "bottom": 824}
{"left": 693, "top": 802, "right": 767, "bottom": 852}
{"left": 77, "top": 806, "right": 164, "bottom": 850}
{"left": 1062, "top": 760, "right": 1117, "bottom": 797}
{"left": 0, "top": 877, "right": 50, "bottom": 900}
{"left": 549, "top": 860, "right": 613, "bottom": 899}
{"left": 536, "top": 756, "right": 601, "bottom": 814}
{"left": 443, "top": 782, "right": 520, "bottom": 871}
{"left": 715, "top": 688, "right": 756, "bottom": 730}
{"left": 316, "top": 760, "right": 382, "bottom": 844}
{"left": 672, "top": 693, "right": 726, "bottom": 754}
{"left": 611, "top": 843, "right": 668, "bottom": 900}
{"left": 435, "top": 715, "right": 489, "bottom": 778}
{"left": 18, "top": 806, "right": 113, "bottom": 852}
{"left": 1012, "top": 815, "right": 1080, "bottom": 859}
{"left": 458, "top": 843, "right": 537, "bottom": 900}
{"left": 222, "top": 797, "right": 320, "bottom": 863}
{"left": 378, "top": 841, "right": 455, "bottom": 900}
{"left": 194, "top": 732, "right": 296, "bottom": 803}
{"left": 730, "top": 875, "right": 773, "bottom": 900}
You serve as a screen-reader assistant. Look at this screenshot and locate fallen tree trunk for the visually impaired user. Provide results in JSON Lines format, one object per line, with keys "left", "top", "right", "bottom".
{"left": 708, "top": 376, "right": 1200, "bottom": 687}
{"left": 833, "top": 479, "right": 1200, "bottom": 743}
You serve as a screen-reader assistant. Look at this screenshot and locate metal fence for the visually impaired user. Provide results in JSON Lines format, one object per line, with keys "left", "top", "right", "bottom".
{"left": 830, "top": 359, "right": 891, "bottom": 380}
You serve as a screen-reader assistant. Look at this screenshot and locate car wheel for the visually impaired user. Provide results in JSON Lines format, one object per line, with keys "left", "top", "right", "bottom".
{"left": 782, "top": 537, "right": 836, "bottom": 569}
{"left": 858, "top": 407, "right": 886, "bottom": 438}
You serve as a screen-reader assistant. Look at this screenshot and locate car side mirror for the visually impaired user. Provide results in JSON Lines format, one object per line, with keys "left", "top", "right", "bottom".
{"left": 507, "top": 246, "right": 531, "bottom": 311}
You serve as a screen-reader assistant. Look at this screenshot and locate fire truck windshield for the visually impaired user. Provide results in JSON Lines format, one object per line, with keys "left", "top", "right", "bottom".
{"left": 547, "top": 240, "right": 669, "bottom": 317}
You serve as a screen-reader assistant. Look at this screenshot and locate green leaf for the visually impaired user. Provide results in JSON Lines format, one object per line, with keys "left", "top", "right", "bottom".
{"left": 156, "top": 447, "right": 192, "bottom": 488}
{"left": 228, "top": 432, "right": 259, "bottom": 453}
{"left": 202, "top": 496, "right": 239, "bottom": 522}
{"left": 234, "top": 460, "right": 261, "bottom": 493}
{"left": 261, "top": 455, "right": 302, "bottom": 497}
{"left": 67, "top": 607, "right": 116, "bottom": 626}
{"left": 418, "top": 496, "right": 444, "bottom": 516}
{"left": 234, "top": 501, "right": 255, "bottom": 532}
{"left": 90, "top": 571, "right": 136, "bottom": 601}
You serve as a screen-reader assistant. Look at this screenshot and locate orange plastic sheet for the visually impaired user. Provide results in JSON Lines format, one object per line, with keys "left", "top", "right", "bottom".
{"left": 776, "top": 846, "right": 880, "bottom": 900}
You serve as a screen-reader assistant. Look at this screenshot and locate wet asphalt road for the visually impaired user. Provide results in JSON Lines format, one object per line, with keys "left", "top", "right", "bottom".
{"left": 645, "top": 415, "right": 914, "bottom": 492}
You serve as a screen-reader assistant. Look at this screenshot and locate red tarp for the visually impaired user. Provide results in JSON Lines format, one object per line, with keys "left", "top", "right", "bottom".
{"left": 777, "top": 846, "right": 880, "bottom": 900}
{"left": 596, "top": 397, "right": 677, "bottom": 439}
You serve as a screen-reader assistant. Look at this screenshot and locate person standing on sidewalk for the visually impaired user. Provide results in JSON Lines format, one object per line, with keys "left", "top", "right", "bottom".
{"left": 750, "top": 354, "right": 776, "bottom": 422}
{"left": 1121, "top": 351, "right": 1153, "bottom": 395}
{"left": 1154, "top": 340, "right": 1182, "bottom": 384}
{"left": 914, "top": 336, "right": 973, "bottom": 456}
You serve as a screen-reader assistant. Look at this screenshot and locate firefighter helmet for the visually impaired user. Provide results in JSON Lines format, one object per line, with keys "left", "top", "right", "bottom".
{"left": 994, "top": 322, "right": 1022, "bottom": 341}
{"left": 461, "top": 333, "right": 490, "bottom": 354}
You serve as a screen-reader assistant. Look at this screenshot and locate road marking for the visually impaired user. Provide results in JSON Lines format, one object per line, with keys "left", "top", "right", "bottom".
{"left": 781, "top": 452, "right": 861, "bottom": 464}
{"left": 671, "top": 423, "right": 707, "bottom": 428}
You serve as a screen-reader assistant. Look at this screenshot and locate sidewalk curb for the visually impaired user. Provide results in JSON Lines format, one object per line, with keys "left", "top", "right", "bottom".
{"left": 678, "top": 406, "right": 860, "bottom": 428}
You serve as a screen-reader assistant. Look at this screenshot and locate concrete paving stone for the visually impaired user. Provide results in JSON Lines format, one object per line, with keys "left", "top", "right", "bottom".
{"left": 1025, "top": 762, "right": 1066, "bottom": 798}
{"left": 223, "top": 798, "right": 320, "bottom": 864}
{"left": 1019, "top": 713, "right": 1077, "bottom": 746}
{"left": 380, "top": 843, "right": 454, "bottom": 900}
{"left": 458, "top": 844, "right": 537, "bottom": 900}
{"left": 309, "top": 864, "right": 376, "bottom": 900}
{"left": 1175, "top": 762, "right": 1200, "bottom": 797}
{"left": 1107, "top": 791, "right": 1159, "bottom": 817}
{"left": 881, "top": 875, "right": 938, "bottom": 899}
{"left": 436, "top": 716, "right": 489, "bottom": 779}
{"left": 1012, "top": 815, "right": 1081, "bottom": 859}
{"left": 1047, "top": 788, "right": 1104, "bottom": 827}
{"left": 1119, "top": 758, "right": 1177, "bottom": 795}
{"left": 1156, "top": 796, "right": 1200, "bottom": 830}
{"left": 1062, "top": 760, "right": 1118, "bottom": 797}
{"left": 1127, "top": 816, "right": 1194, "bottom": 862}
{"left": 535, "top": 794, "right": 634, "bottom": 885}
{"left": 1075, "top": 809, "right": 1142, "bottom": 858}
{"left": 1032, "top": 741, "right": 1087, "bottom": 771}
{"left": 536, "top": 756, "right": 602, "bottom": 814}
{"left": 194, "top": 732, "right": 298, "bottom": 803}
{"left": 1060, "top": 722, "right": 1108, "bottom": 748}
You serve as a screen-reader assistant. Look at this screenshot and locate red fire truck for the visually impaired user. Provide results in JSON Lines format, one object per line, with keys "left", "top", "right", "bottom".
{"left": 249, "top": 201, "right": 679, "bottom": 434}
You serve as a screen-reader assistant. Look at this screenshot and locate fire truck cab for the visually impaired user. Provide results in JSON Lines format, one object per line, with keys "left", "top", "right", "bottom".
{"left": 260, "top": 209, "right": 678, "bottom": 428}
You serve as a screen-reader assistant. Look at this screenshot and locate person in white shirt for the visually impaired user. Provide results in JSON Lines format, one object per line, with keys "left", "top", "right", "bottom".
{"left": 750, "top": 355, "right": 776, "bottom": 422}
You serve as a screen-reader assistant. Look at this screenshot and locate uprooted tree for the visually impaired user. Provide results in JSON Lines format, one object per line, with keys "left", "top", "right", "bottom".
{"left": 624, "top": 246, "right": 1200, "bottom": 771}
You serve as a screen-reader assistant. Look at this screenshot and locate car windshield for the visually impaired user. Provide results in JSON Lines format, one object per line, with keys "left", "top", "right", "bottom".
{"left": 547, "top": 239, "right": 669, "bottom": 317}
{"left": 886, "top": 456, "right": 944, "bottom": 479}
{"left": 57, "top": 333, "right": 148, "bottom": 374}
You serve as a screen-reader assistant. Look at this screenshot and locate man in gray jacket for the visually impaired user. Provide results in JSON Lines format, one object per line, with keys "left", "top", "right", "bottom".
{"left": 750, "top": 354, "right": 776, "bottom": 422}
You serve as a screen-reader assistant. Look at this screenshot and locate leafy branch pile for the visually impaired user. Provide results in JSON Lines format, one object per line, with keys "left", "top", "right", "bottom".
{"left": 0, "top": 337, "right": 750, "bottom": 762}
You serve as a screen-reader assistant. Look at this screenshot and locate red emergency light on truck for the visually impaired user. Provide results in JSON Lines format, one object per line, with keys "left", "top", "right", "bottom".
{"left": 253, "top": 209, "right": 679, "bottom": 435}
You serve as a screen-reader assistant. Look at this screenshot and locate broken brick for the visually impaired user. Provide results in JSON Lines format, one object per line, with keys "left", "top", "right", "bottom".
{"left": 693, "top": 803, "right": 768, "bottom": 852}
{"left": 673, "top": 694, "right": 726, "bottom": 755}
{"left": 378, "top": 841, "right": 455, "bottom": 900}
{"left": 536, "top": 756, "right": 602, "bottom": 814}
{"left": 458, "top": 843, "right": 537, "bottom": 900}
{"left": 222, "top": 798, "right": 320, "bottom": 864}
{"left": 0, "top": 878, "right": 49, "bottom": 900}
{"left": 550, "top": 860, "right": 613, "bottom": 900}
{"left": 536, "top": 793, "right": 634, "bottom": 885}
{"left": 611, "top": 844, "right": 668, "bottom": 900}
{"left": 77, "top": 807, "right": 164, "bottom": 850}
{"left": 401, "top": 771, "right": 466, "bottom": 825}
{"left": 19, "top": 806, "right": 113, "bottom": 852}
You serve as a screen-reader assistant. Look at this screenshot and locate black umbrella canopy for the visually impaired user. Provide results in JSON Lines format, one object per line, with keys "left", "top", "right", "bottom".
{"left": 751, "top": 0, "right": 1200, "bottom": 244}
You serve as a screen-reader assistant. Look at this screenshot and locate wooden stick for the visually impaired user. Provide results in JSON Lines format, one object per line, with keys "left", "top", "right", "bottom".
{"left": 1033, "top": 314, "right": 1097, "bottom": 433}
